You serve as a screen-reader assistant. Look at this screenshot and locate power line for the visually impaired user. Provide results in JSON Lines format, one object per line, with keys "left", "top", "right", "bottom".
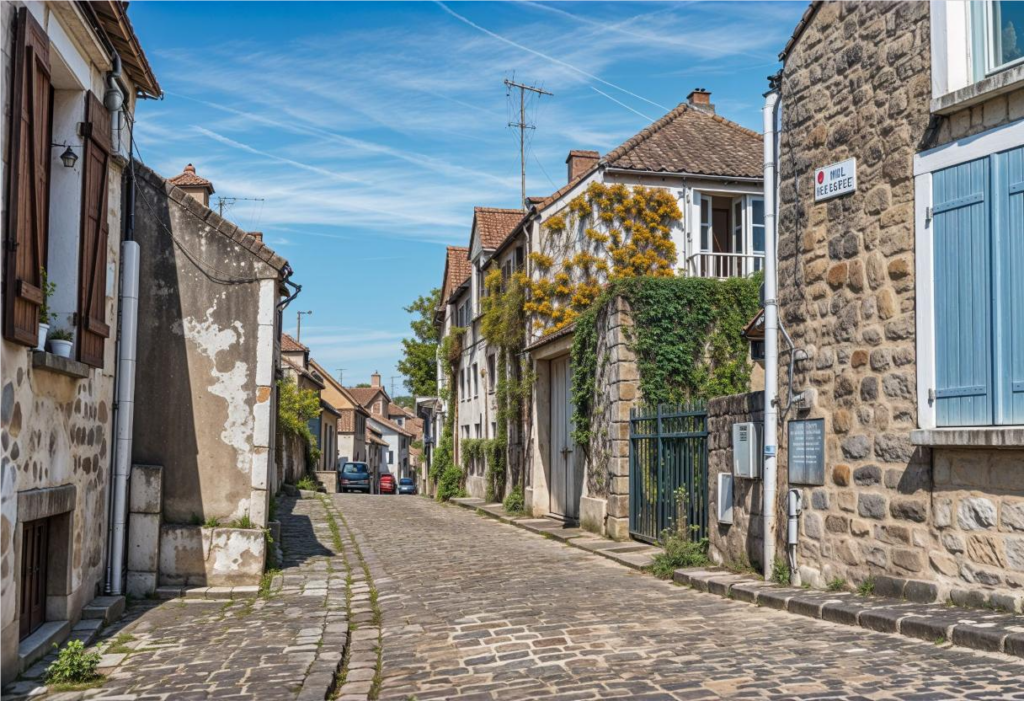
{"left": 215, "top": 196, "right": 266, "bottom": 219}
{"left": 504, "top": 78, "right": 552, "bottom": 211}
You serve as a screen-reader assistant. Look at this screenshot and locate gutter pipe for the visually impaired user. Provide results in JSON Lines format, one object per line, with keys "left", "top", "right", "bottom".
{"left": 762, "top": 85, "right": 781, "bottom": 580}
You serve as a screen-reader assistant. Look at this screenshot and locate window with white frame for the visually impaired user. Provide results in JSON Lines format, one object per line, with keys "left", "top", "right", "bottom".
{"left": 973, "top": 1, "right": 1024, "bottom": 79}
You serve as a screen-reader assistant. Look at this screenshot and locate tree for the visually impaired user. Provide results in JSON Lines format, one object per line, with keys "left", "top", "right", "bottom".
{"left": 397, "top": 287, "right": 441, "bottom": 396}
{"left": 393, "top": 395, "right": 415, "bottom": 410}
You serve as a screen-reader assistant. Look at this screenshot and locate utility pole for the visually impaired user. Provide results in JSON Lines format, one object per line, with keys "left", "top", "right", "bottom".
{"left": 296, "top": 310, "right": 312, "bottom": 342}
{"left": 504, "top": 78, "right": 552, "bottom": 211}
{"left": 336, "top": 368, "right": 346, "bottom": 386}
{"left": 390, "top": 376, "right": 400, "bottom": 398}
{"left": 216, "top": 196, "right": 265, "bottom": 218}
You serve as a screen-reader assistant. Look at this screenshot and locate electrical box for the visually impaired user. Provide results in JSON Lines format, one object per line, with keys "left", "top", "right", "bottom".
{"left": 717, "top": 473, "right": 734, "bottom": 525}
{"left": 733, "top": 422, "right": 763, "bottom": 479}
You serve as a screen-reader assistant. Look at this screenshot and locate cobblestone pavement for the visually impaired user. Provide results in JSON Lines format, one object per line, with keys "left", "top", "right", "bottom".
{"left": 335, "top": 493, "right": 1024, "bottom": 700}
{"left": 23, "top": 495, "right": 351, "bottom": 701}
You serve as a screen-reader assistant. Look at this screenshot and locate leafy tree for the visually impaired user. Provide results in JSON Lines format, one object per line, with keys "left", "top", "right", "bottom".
{"left": 393, "top": 395, "right": 415, "bottom": 410}
{"left": 397, "top": 287, "right": 441, "bottom": 396}
{"left": 277, "top": 377, "right": 322, "bottom": 463}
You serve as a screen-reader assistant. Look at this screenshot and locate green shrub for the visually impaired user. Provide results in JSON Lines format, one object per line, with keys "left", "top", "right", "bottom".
{"left": 647, "top": 533, "right": 709, "bottom": 579}
{"left": 435, "top": 462, "right": 466, "bottom": 502}
{"left": 45, "top": 640, "right": 101, "bottom": 686}
{"left": 503, "top": 485, "right": 525, "bottom": 515}
{"left": 277, "top": 378, "right": 322, "bottom": 463}
{"left": 296, "top": 475, "right": 319, "bottom": 491}
{"left": 770, "top": 556, "right": 791, "bottom": 585}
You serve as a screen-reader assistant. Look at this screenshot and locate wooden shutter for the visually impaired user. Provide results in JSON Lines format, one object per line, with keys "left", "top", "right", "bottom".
{"left": 3, "top": 9, "right": 52, "bottom": 346}
{"left": 995, "top": 146, "right": 1024, "bottom": 424}
{"left": 933, "top": 156, "right": 992, "bottom": 427}
{"left": 77, "top": 92, "right": 112, "bottom": 368}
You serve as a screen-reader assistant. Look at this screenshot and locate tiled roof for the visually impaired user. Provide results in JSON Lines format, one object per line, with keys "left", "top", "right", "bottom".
{"left": 168, "top": 164, "right": 214, "bottom": 191}
{"left": 474, "top": 207, "right": 522, "bottom": 249}
{"left": 516, "top": 101, "right": 761, "bottom": 233}
{"left": 780, "top": 2, "right": 822, "bottom": 62}
{"left": 602, "top": 103, "right": 762, "bottom": 179}
{"left": 365, "top": 427, "right": 388, "bottom": 446}
{"left": 87, "top": 2, "right": 161, "bottom": 97}
{"left": 388, "top": 403, "right": 414, "bottom": 418}
{"left": 281, "top": 333, "right": 307, "bottom": 352}
{"left": 441, "top": 246, "right": 472, "bottom": 306}
{"left": 347, "top": 386, "right": 384, "bottom": 408}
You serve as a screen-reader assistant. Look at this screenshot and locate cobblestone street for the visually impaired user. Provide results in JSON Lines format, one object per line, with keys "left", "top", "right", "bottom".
{"left": 339, "top": 493, "right": 1024, "bottom": 700}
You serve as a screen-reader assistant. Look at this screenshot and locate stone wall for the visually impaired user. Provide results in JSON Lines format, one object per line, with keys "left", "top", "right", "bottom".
{"left": 582, "top": 296, "right": 637, "bottom": 539}
{"left": 131, "top": 163, "right": 285, "bottom": 530}
{"left": 776, "top": 1, "right": 1024, "bottom": 609}
{"left": 707, "top": 392, "right": 764, "bottom": 570}
{"left": 277, "top": 431, "right": 308, "bottom": 487}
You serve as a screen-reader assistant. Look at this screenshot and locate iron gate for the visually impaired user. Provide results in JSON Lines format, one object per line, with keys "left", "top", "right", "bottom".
{"left": 629, "top": 403, "right": 709, "bottom": 544}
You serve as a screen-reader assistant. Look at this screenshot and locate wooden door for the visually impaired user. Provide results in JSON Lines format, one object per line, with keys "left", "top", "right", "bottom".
{"left": 549, "top": 356, "right": 578, "bottom": 519}
{"left": 19, "top": 518, "right": 48, "bottom": 639}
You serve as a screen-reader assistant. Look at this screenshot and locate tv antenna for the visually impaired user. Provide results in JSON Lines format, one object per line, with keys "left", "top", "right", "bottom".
{"left": 504, "top": 78, "right": 553, "bottom": 210}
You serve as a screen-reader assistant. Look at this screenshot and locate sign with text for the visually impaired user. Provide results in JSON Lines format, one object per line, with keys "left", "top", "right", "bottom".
{"left": 814, "top": 158, "right": 857, "bottom": 202}
{"left": 788, "top": 418, "right": 825, "bottom": 486}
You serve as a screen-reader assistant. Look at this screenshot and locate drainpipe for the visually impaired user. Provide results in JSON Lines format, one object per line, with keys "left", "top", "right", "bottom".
{"left": 107, "top": 241, "right": 140, "bottom": 595}
{"left": 762, "top": 84, "right": 781, "bottom": 580}
{"left": 104, "top": 52, "right": 124, "bottom": 153}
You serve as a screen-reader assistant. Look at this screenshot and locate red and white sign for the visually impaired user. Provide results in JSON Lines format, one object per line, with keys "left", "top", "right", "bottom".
{"left": 814, "top": 158, "right": 857, "bottom": 202}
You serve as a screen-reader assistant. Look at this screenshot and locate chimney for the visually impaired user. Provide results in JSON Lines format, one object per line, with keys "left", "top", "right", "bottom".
{"left": 249, "top": 231, "right": 263, "bottom": 242}
{"left": 686, "top": 88, "right": 715, "bottom": 114}
{"left": 169, "top": 163, "right": 215, "bottom": 207}
{"left": 371, "top": 372, "right": 381, "bottom": 388}
{"left": 565, "top": 150, "right": 600, "bottom": 183}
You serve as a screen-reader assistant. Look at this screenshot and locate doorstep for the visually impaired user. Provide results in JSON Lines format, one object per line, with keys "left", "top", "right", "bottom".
{"left": 673, "top": 568, "right": 1024, "bottom": 660}
{"left": 155, "top": 585, "right": 260, "bottom": 600}
{"left": 18, "top": 620, "right": 70, "bottom": 672}
{"left": 450, "top": 498, "right": 664, "bottom": 569}
{"left": 81, "top": 596, "right": 125, "bottom": 625}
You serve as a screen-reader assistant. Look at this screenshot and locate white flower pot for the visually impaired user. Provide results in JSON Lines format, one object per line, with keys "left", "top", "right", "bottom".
{"left": 49, "top": 339, "right": 73, "bottom": 358}
{"left": 37, "top": 323, "right": 49, "bottom": 351}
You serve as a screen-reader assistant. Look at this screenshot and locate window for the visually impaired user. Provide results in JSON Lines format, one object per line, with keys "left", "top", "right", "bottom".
{"left": 487, "top": 354, "right": 496, "bottom": 392}
{"left": 928, "top": 144, "right": 1023, "bottom": 427}
{"left": 459, "top": 369, "right": 465, "bottom": 401}
{"left": 473, "top": 363, "right": 479, "bottom": 397}
{"left": 981, "top": 1, "right": 1024, "bottom": 75}
{"left": 699, "top": 196, "right": 712, "bottom": 251}
{"left": 752, "top": 198, "right": 766, "bottom": 272}
{"left": 388, "top": 450, "right": 394, "bottom": 464}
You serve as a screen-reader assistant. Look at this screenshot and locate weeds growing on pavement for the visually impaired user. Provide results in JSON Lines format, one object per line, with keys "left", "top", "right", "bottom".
{"left": 646, "top": 532, "right": 709, "bottom": 579}
{"left": 106, "top": 633, "right": 136, "bottom": 656}
{"left": 45, "top": 640, "right": 102, "bottom": 687}
{"left": 770, "top": 557, "right": 791, "bottom": 585}
{"left": 259, "top": 568, "right": 281, "bottom": 599}
{"left": 827, "top": 577, "right": 847, "bottom": 592}
{"left": 857, "top": 576, "right": 875, "bottom": 597}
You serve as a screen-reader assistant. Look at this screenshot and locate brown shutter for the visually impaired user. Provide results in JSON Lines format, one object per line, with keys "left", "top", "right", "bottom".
{"left": 3, "top": 9, "right": 52, "bottom": 346}
{"left": 76, "top": 92, "right": 112, "bottom": 368}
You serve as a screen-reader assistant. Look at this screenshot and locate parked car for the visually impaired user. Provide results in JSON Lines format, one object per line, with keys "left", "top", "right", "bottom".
{"left": 339, "top": 462, "right": 371, "bottom": 493}
{"left": 398, "top": 478, "right": 417, "bottom": 495}
{"left": 379, "top": 474, "right": 397, "bottom": 494}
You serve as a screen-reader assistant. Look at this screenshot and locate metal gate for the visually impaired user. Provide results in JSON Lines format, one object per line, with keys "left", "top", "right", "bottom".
{"left": 629, "top": 403, "right": 709, "bottom": 544}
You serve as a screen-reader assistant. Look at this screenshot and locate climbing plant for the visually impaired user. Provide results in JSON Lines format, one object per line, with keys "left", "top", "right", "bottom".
{"left": 570, "top": 274, "right": 762, "bottom": 444}
{"left": 525, "top": 182, "right": 682, "bottom": 335}
{"left": 277, "top": 377, "right": 322, "bottom": 464}
{"left": 433, "top": 327, "right": 467, "bottom": 501}
{"left": 479, "top": 267, "right": 534, "bottom": 501}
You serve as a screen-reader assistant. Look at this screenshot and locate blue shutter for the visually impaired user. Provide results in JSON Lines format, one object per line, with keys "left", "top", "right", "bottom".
{"left": 933, "top": 157, "right": 992, "bottom": 427}
{"left": 994, "top": 146, "right": 1024, "bottom": 425}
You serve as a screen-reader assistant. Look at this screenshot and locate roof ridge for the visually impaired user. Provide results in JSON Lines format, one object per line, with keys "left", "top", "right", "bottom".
{"left": 601, "top": 102, "right": 691, "bottom": 166}
{"left": 474, "top": 206, "right": 521, "bottom": 213}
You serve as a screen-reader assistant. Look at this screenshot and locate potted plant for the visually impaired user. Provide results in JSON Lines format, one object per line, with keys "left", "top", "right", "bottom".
{"left": 48, "top": 328, "right": 73, "bottom": 358}
{"left": 38, "top": 267, "right": 57, "bottom": 352}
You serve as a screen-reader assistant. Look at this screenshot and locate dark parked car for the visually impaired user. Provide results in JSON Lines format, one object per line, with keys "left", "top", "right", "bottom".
{"left": 339, "top": 462, "right": 371, "bottom": 493}
{"left": 379, "top": 474, "right": 397, "bottom": 494}
{"left": 398, "top": 478, "right": 417, "bottom": 495}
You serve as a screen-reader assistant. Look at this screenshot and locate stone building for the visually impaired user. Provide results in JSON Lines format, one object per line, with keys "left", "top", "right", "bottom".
{"left": 129, "top": 162, "right": 291, "bottom": 592}
{"left": 744, "top": 1, "right": 1024, "bottom": 610}
{"left": 0, "top": 0, "right": 161, "bottom": 682}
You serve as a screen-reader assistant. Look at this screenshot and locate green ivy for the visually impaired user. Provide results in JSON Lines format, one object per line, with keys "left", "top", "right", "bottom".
{"left": 432, "top": 327, "right": 466, "bottom": 501}
{"left": 571, "top": 274, "right": 762, "bottom": 444}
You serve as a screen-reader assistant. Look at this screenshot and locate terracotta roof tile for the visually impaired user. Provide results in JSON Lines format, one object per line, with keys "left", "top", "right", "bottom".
{"left": 368, "top": 413, "right": 413, "bottom": 438}
{"left": 347, "top": 386, "right": 384, "bottom": 408}
{"left": 474, "top": 207, "right": 522, "bottom": 249}
{"left": 168, "top": 164, "right": 214, "bottom": 191}
{"left": 602, "top": 103, "right": 762, "bottom": 178}
{"left": 441, "top": 246, "right": 472, "bottom": 305}
{"left": 281, "top": 333, "right": 307, "bottom": 352}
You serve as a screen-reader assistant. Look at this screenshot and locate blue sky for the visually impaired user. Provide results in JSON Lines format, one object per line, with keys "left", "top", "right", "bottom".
{"left": 131, "top": 1, "right": 806, "bottom": 394}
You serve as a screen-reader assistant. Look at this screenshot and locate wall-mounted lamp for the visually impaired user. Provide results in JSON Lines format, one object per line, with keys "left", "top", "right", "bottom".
{"left": 52, "top": 142, "right": 78, "bottom": 168}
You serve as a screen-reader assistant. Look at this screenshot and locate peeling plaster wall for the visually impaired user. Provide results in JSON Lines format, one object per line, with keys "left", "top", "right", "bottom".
{"left": 131, "top": 166, "right": 281, "bottom": 530}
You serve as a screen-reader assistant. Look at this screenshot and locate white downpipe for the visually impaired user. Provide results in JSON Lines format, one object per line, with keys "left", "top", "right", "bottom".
{"left": 109, "top": 241, "right": 140, "bottom": 596}
{"left": 762, "top": 90, "right": 780, "bottom": 580}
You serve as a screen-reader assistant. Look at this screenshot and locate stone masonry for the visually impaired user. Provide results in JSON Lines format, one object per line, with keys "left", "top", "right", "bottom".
{"left": 582, "top": 296, "right": 638, "bottom": 540}
{"left": 776, "top": 2, "right": 1024, "bottom": 608}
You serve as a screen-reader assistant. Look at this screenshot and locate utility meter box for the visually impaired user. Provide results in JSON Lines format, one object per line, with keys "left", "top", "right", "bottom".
{"left": 733, "top": 422, "right": 763, "bottom": 479}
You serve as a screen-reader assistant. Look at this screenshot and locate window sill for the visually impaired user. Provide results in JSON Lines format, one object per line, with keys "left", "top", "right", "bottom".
{"left": 32, "top": 351, "right": 90, "bottom": 379}
{"left": 931, "top": 63, "right": 1024, "bottom": 115}
{"left": 910, "top": 427, "right": 1024, "bottom": 449}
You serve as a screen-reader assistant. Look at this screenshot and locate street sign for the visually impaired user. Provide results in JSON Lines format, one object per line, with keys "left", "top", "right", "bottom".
{"left": 814, "top": 158, "right": 857, "bottom": 202}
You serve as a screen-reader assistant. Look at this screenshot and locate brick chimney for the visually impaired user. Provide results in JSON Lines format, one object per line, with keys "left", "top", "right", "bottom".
{"left": 686, "top": 88, "right": 715, "bottom": 114}
{"left": 371, "top": 372, "right": 381, "bottom": 388}
{"left": 168, "top": 163, "right": 215, "bottom": 207}
{"left": 565, "top": 150, "right": 599, "bottom": 183}
{"left": 249, "top": 231, "right": 263, "bottom": 242}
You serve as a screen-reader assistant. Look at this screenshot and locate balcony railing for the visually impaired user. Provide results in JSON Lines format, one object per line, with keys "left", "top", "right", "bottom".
{"left": 686, "top": 251, "right": 765, "bottom": 279}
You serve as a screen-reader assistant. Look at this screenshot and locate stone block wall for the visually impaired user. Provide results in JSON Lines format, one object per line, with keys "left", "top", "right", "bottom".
{"left": 126, "top": 465, "right": 163, "bottom": 597}
{"left": 707, "top": 392, "right": 764, "bottom": 570}
{"left": 583, "top": 296, "right": 637, "bottom": 539}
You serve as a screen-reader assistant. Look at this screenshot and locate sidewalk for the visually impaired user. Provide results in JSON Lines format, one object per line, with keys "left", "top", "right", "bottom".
{"left": 4, "top": 494, "right": 349, "bottom": 701}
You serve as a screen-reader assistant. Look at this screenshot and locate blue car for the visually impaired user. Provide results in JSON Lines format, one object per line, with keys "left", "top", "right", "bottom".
{"left": 339, "top": 462, "right": 371, "bottom": 493}
{"left": 398, "top": 477, "right": 417, "bottom": 495}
